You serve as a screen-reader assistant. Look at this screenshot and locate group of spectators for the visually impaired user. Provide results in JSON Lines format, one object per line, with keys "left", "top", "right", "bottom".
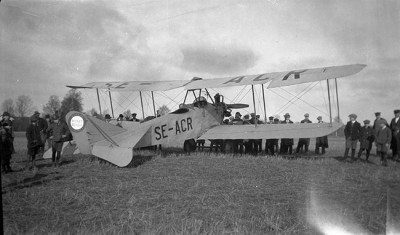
{"left": 343, "top": 110, "right": 400, "bottom": 166}
{"left": 221, "top": 112, "right": 329, "bottom": 155}
{"left": 0, "top": 110, "right": 70, "bottom": 173}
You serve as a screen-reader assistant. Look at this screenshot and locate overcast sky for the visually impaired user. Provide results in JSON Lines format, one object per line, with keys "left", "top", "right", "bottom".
{"left": 1, "top": 0, "right": 399, "bottom": 122}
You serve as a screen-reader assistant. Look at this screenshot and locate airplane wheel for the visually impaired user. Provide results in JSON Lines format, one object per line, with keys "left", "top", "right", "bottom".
{"left": 184, "top": 139, "right": 196, "bottom": 152}
{"left": 224, "top": 140, "right": 234, "bottom": 153}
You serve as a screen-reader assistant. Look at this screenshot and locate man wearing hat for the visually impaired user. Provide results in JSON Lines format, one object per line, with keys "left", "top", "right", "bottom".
{"left": 231, "top": 112, "right": 244, "bottom": 153}
{"left": 47, "top": 114, "right": 70, "bottom": 167}
{"left": 280, "top": 113, "right": 294, "bottom": 154}
{"left": 357, "top": 120, "right": 374, "bottom": 161}
{"left": 26, "top": 115, "right": 43, "bottom": 170}
{"left": 389, "top": 109, "right": 400, "bottom": 160}
{"left": 344, "top": 114, "right": 362, "bottom": 161}
{"left": 296, "top": 113, "right": 312, "bottom": 153}
{"left": 104, "top": 114, "right": 112, "bottom": 123}
{"left": 34, "top": 111, "right": 48, "bottom": 155}
{"left": 1, "top": 111, "right": 15, "bottom": 154}
{"left": 315, "top": 116, "right": 328, "bottom": 154}
{"left": 265, "top": 116, "right": 275, "bottom": 155}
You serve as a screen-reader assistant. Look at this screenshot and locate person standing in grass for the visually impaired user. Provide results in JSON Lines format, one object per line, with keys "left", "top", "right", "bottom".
{"left": 47, "top": 114, "right": 70, "bottom": 167}
{"left": 389, "top": 109, "right": 400, "bottom": 160}
{"left": 315, "top": 116, "right": 329, "bottom": 154}
{"left": 357, "top": 120, "right": 374, "bottom": 161}
{"left": 375, "top": 122, "right": 392, "bottom": 166}
{"left": 280, "top": 113, "right": 294, "bottom": 154}
{"left": 296, "top": 113, "right": 312, "bottom": 153}
{"left": 1, "top": 111, "right": 15, "bottom": 154}
{"left": 26, "top": 115, "right": 43, "bottom": 170}
{"left": 0, "top": 126, "right": 13, "bottom": 173}
{"left": 344, "top": 114, "right": 362, "bottom": 161}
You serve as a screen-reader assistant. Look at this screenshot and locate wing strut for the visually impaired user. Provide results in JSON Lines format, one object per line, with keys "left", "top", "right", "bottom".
{"left": 327, "top": 80, "right": 333, "bottom": 126}
{"left": 261, "top": 84, "right": 267, "bottom": 123}
{"left": 96, "top": 88, "right": 102, "bottom": 116}
{"left": 251, "top": 85, "right": 257, "bottom": 127}
{"left": 139, "top": 91, "right": 145, "bottom": 119}
{"left": 108, "top": 89, "right": 115, "bottom": 118}
{"left": 335, "top": 78, "right": 341, "bottom": 122}
{"left": 151, "top": 91, "right": 156, "bottom": 117}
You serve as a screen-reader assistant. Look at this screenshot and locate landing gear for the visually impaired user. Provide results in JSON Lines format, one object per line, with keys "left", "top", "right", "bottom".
{"left": 184, "top": 139, "right": 196, "bottom": 153}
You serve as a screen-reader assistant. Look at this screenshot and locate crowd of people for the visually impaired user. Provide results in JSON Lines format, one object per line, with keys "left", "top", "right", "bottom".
{"left": 217, "top": 109, "right": 400, "bottom": 167}
{"left": 343, "top": 110, "right": 400, "bottom": 166}
{"left": 220, "top": 112, "right": 329, "bottom": 155}
{"left": 0, "top": 110, "right": 70, "bottom": 173}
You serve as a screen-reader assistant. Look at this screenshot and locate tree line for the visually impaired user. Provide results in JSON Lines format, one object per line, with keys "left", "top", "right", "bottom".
{"left": 1, "top": 89, "right": 83, "bottom": 131}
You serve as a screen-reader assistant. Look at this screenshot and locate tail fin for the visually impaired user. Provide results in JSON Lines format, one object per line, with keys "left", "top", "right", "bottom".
{"left": 65, "top": 111, "right": 125, "bottom": 154}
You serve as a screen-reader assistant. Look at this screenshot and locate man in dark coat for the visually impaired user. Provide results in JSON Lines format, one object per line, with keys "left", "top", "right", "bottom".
{"left": 0, "top": 127, "right": 13, "bottom": 173}
{"left": 315, "top": 116, "right": 329, "bottom": 154}
{"left": 280, "top": 113, "right": 294, "bottom": 154}
{"left": 344, "top": 113, "right": 362, "bottom": 161}
{"left": 34, "top": 111, "right": 48, "bottom": 155}
{"left": 357, "top": 120, "right": 374, "bottom": 161}
{"left": 26, "top": 115, "right": 43, "bottom": 169}
{"left": 1, "top": 111, "right": 15, "bottom": 154}
{"left": 47, "top": 114, "right": 70, "bottom": 167}
{"left": 375, "top": 122, "right": 392, "bottom": 166}
{"left": 390, "top": 109, "right": 400, "bottom": 160}
{"left": 296, "top": 113, "right": 312, "bottom": 153}
{"left": 265, "top": 116, "right": 275, "bottom": 155}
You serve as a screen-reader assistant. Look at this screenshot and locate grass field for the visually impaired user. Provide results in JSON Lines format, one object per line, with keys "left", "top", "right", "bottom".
{"left": 2, "top": 134, "right": 400, "bottom": 234}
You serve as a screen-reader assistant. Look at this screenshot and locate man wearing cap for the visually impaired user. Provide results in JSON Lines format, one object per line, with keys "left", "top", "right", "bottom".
{"left": 296, "top": 113, "right": 312, "bottom": 153}
{"left": 344, "top": 114, "right": 362, "bottom": 161}
{"left": 315, "top": 116, "right": 329, "bottom": 154}
{"left": 265, "top": 116, "right": 275, "bottom": 155}
{"left": 357, "top": 120, "right": 374, "bottom": 161}
{"left": 132, "top": 113, "right": 140, "bottom": 122}
{"left": 26, "top": 115, "right": 43, "bottom": 170}
{"left": 373, "top": 112, "right": 388, "bottom": 136}
{"left": 280, "top": 113, "right": 294, "bottom": 154}
{"left": 47, "top": 114, "right": 70, "bottom": 167}
{"left": 231, "top": 112, "right": 244, "bottom": 153}
{"left": 389, "top": 109, "right": 400, "bottom": 160}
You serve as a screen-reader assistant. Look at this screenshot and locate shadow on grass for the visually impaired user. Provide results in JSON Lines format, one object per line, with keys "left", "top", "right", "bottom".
{"left": 2, "top": 172, "right": 64, "bottom": 193}
{"left": 129, "top": 155, "right": 154, "bottom": 168}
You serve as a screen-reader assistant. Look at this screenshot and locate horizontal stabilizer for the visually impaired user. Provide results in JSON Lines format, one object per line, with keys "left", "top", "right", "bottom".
{"left": 199, "top": 122, "right": 343, "bottom": 140}
{"left": 91, "top": 145, "right": 133, "bottom": 167}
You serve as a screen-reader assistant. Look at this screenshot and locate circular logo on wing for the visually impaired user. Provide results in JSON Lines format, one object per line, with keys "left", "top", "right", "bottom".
{"left": 69, "top": 114, "right": 86, "bottom": 132}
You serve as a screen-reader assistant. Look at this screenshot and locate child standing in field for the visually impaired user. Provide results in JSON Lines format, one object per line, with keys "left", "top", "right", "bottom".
{"left": 357, "top": 120, "right": 374, "bottom": 161}
{"left": 0, "top": 127, "right": 13, "bottom": 173}
{"left": 47, "top": 114, "right": 69, "bottom": 167}
{"left": 375, "top": 122, "right": 392, "bottom": 166}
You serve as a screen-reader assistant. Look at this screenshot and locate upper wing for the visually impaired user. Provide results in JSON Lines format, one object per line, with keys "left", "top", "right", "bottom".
{"left": 185, "top": 64, "right": 366, "bottom": 90}
{"left": 198, "top": 122, "right": 343, "bottom": 140}
{"left": 67, "top": 80, "right": 189, "bottom": 91}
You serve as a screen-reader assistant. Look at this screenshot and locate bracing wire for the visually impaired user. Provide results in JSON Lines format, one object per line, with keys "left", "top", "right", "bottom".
{"left": 278, "top": 82, "right": 322, "bottom": 115}
{"left": 277, "top": 83, "right": 327, "bottom": 115}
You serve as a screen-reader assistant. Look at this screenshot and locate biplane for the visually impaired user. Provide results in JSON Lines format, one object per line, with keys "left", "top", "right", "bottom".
{"left": 52, "top": 64, "right": 366, "bottom": 167}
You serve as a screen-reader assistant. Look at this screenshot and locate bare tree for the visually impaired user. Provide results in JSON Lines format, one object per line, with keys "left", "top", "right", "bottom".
{"left": 157, "top": 105, "right": 170, "bottom": 116}
{"left": 60, "top": 89, "right": 83, "bottom": 119}
{"left": 123, "top": 109, "right": 132, "bottom": 119}
{"left": 2, "top": 98, "right": 15, "bottom": 115}
{"left": 15, "top": 95, "right": 33, "bottom": 117}
{"left": 43, "top": 95, "right": 61, "bottom": 115}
